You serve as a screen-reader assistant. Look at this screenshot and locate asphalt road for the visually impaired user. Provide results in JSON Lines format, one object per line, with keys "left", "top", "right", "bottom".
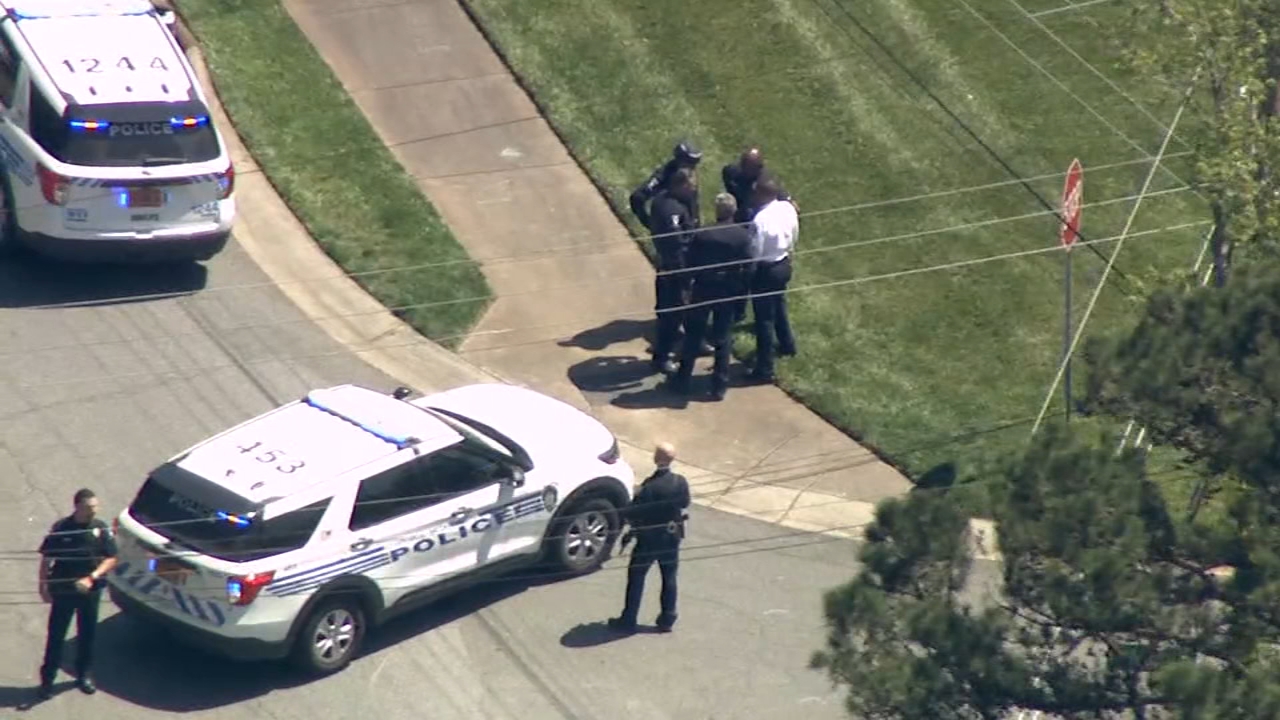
{"left": 0, "top": 243, "right": 861, "bottom": 720}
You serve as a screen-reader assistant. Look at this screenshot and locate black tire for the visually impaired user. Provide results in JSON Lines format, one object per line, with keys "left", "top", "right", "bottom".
{"left": 0, "top": 179, "right": 22, "bottom": 259}
{"left": 291, "top": 597, "right": 367, "bottom": 676}
{"left": 544, "top": 496, "right": 620, "bottom": 576}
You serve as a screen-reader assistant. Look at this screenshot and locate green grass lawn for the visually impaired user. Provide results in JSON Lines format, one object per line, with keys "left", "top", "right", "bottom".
{"left": 176, "top": 0, "right": 490, "bottom": 347}
{"left": 462, "top": 0, "right": 1209, "bottom": 479}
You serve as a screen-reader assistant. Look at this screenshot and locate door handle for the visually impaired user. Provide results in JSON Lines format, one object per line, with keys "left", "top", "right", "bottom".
{"left": 449, "top": 507, "right": 474, "bottom": 525}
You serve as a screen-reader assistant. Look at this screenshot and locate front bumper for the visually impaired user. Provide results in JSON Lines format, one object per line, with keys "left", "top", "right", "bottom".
{"left": 110, "top": 585, "right": 291, "bottom": 662}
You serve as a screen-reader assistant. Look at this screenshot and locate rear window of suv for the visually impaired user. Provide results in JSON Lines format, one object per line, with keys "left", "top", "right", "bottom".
{"left": 128, "top": 463, "right": 329, "bottom": 563}
{"left": 30, "top": 95, "right": 221, "bottom": 168}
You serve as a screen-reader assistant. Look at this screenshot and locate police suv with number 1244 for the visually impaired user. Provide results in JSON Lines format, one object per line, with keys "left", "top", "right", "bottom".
{"left": 107, "top": 382, "right": 636, "bottom": 676}
{"left": 0, "top": 0, "right": 235, "bottom": 262}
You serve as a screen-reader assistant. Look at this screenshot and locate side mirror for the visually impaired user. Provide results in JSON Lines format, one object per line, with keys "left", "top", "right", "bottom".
{"left": 392, "top": 386, "right": 414, "bottom": 400}
{"left": 505, "top": 467, "right": 525, "bottom": 488}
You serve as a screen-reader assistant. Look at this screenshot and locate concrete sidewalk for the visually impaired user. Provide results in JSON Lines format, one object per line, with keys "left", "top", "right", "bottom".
{"left": 241, "top": 0, "right": 911, "bottom": 536}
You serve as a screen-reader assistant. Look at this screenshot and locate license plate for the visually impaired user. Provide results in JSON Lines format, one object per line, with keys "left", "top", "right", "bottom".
{"left": 127, "top": 186, "right": 165, "bottom": 208}
{"left": 153, "top": 556, "right": 193, "bottom": 586}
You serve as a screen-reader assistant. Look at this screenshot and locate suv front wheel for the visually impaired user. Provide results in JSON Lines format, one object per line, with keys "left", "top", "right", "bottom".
{"left": 545, "top": 496, "right": 619, "bottom": 576}
{"left": 292, "top": 598, "right": 366, "bottom": 676}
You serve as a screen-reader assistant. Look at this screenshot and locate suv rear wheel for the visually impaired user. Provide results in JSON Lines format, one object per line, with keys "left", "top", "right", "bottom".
{"left": 292, "top": 598, "right": 366, "bottom": 676}
{"left": 546, "top": 496, "right": 619, "bottom": 576}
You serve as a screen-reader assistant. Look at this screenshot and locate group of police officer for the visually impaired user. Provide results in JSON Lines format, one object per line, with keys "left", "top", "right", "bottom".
{"left": 629, "top": 141, "right": 799, "bottom": 400}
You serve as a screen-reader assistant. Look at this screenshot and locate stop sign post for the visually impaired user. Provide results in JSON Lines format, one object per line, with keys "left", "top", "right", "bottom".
{"left": 1060, "top": 159, "right": 1083, "bottom": 421}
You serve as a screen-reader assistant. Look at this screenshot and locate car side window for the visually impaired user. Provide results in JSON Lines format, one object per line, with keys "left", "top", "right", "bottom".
{"left": 349, "top": 462, "right": 435, "bottom": 531}
{"left": 0, "top": 30, "right": 19, "bottom": 108}
{"left": 417, "top": 443, "right": 507, "bottom": 499}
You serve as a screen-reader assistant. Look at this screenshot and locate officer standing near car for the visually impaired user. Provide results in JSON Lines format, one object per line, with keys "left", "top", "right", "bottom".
{"left": 670, "top": 193, "right": 755, "bottom": 400}
{"left": 609, "top": 441, "right": 690, "bottom": 633}
{"left": 647, "top": 168, "right": 699, "bottom": 373}
{"left": 630, "top": 140, "right": 703, "bottom": 230}
{"left": 36, "top": 488, "right": 118, "bottom": 701}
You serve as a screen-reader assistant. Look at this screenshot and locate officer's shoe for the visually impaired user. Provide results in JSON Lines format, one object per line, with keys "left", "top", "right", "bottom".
{"left": 708, "top": 386, "right": 727, "bottom": 402}
{"left": 656, "top": 614, "right": 677, "bottom": 632}
{"left": 650, "top": 358, "right": 677, "bottom": 375}
{"left": 698, "top": 342, "right": 715, "bottom": 356}
{"left": 76, "top": 677, "right": 96, "bottom": 695}
{"left": 36, "top": 683, "right": 53, "bottom": 701}
{"left": 607, "top": 616, "right": 638, "bottom": 634}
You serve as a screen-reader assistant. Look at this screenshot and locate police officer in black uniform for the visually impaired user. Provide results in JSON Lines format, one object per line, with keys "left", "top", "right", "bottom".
{"left": 722, "top": 146, "right": 795, "bottom": 221}
{"left": 36, "top": 488, "right": 118, "bottom": 700}
{"left": 670, "top": 192, "right": 755, "bottom": 400}
{"left": 630, "top": 141, "right": 703, "bottom": 230}
{"left": 721, "top": 146, "right": 792, "bottom": 322}
{"left": 609, "top": 442, "right": 690, "bottom": 633}
{"left": 648, "top": 168, "right": 699, "bottom": 373}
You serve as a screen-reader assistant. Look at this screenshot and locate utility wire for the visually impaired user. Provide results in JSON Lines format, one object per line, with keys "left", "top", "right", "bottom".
{"left": 812, "top": 0, "right": 1140, "bottom": 285}
{"left": 13, "top": 152, "right": 1190, "bottom": 314}
{"left": 1030, "top": 82, "right": 1193, "bottom": 435}
{"left": 5, "top": 220, "right": 1209, "bottom": 391}
{"left": 0, "top": 185, "right": 1197, "bottom": 362}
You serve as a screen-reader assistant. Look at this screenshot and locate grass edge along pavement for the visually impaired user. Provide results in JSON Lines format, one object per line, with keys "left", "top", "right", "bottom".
{"left": 174, "top": 0, "right": 491, "bottom": 349}
{"left": 452, "top": 0, "right": 918, "bottom": 485}
{"left": 457, "top": 0, "right": 1209, "bottom": 489}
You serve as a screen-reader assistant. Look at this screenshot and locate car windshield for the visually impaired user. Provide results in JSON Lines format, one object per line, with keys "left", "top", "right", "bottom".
{"left": 419, "top": 405, "right": 513, "bottom": 458}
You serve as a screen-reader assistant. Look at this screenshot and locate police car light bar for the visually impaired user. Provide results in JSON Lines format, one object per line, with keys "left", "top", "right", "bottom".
{"left": 8, "top": 0, "right": 155, "bottom": 19}
{"left": 69, "top": 119, "right": 110, "bottom": 131}
{"left": 304, "top": 389, "right": 420, "bottom": 449}
{"left": 216, "top": 510, "right": 253, "bottom": 528}
{"left": 169, "top": 115, "right": 209, "bottom": 128}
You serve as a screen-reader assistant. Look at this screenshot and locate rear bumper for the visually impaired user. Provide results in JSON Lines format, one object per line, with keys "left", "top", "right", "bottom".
{"left": 17, "top": 228, "right": 231, "bottom": 264}
{"left": 109, "top": 586, "right": 291, "bottom": 662}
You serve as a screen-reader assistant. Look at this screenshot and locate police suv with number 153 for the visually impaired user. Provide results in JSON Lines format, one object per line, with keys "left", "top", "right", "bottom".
{"left": 0, "top": 0, "right": 235, "bottom": 262}
{"left": 107, "top": 382, "right": 636, "bottom": 676}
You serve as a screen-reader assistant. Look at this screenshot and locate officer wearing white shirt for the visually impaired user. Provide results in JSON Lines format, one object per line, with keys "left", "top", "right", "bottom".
{"left": 747, "top": 177, "right": 798, "bottom": 382}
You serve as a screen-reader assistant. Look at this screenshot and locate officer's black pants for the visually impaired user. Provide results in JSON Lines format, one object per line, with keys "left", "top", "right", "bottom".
{"left": 677, "top": 295, "right": 737, "bottom": 392}
{"left": 752, "top": 257, "right": 796, "bottom": 378}
{"left": 652, "top": 274, "right": 690, "bottom": 363}
{"left": 41, "top": 590, "right": 101, "bottom": 684}
{"left": 621, "top": 535, "right": 680, "bottom": 627}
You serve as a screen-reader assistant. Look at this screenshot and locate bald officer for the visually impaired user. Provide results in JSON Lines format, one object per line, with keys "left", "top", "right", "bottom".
{"left": 609, "top": 442, "right": 690, "bottom": 633}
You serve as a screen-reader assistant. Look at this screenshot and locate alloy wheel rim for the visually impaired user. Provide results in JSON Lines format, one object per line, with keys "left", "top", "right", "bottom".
{"left": 313, "top": 608, "right": 356, "bottom": 662}
{"left": 565, "top": 510, "right": 610, "bottom": 565}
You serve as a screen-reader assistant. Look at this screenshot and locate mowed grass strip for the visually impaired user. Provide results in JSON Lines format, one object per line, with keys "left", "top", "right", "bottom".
{"left": 464, "top": 0, "right": 1207, "bottom": 478}
{"left": 176, "top": 0, "right": 490, "bottom": 347}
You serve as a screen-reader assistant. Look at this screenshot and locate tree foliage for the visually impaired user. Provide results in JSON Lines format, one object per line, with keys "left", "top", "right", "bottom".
{"left": 1127, "top": 0, "right": 1280, "bottom": 283}
{"left": 814, "top": 263, "right": 1280, "bottom": 719}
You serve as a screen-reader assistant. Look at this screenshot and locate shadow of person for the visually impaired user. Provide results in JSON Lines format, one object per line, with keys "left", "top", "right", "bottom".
{"left": 566, "top": 354, "right": 656, "bottom": 395}
{"left": 557, "top": 319, "right": 651, "bottom": 351}
{"left": 559, "top": 621, "right": 660, "bottom": 648}
{"left": 61, "top": 615, "right": 299, "bottom": 712}
{"left": 0, "top": 680, "right": 75, "bottom": 712}
{"left": 82, "top": 567, "right": 574, "bottom": 710}
{"left": 0, "top": 252, "right": 209, "bottom": 310}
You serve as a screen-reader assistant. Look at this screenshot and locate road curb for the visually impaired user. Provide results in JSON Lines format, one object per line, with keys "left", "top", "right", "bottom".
{"left": 179, "top": 14, "right": 873, "bottom": 545}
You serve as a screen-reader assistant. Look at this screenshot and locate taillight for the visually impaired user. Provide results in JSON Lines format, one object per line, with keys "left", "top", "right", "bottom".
{"left": 598, "top": 437, "right": 620, "bottom": 464}
{"left": 227, "top": 571, "right": 274, "bottom": 606}
{"left": 36, "top": 163, "right": 70, "bottom": 206}
{"left": 216, "top": 163, "right": 235, "bottom": 200}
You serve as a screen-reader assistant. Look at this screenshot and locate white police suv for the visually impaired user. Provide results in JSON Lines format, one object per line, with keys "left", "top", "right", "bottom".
{"left": 107, "top": 383, "right": 635, "bottom": 675}
{"left": 0, "top": 0, "right": 235, "bottom": 262}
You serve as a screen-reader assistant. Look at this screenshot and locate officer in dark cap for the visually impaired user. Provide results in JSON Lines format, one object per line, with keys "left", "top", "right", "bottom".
{"left": 36, "top": 488, "right": 118, "bottom": 701}
{"left": 669, "top": 192, "right": 755, "bottom": 401}
{"left": 647, "top": 167, "right": 699, "bottom": 373}
{"left": 630, "top": 140, "right": 703, "bottom": 230}
{"left": 609, "top": 441, "right": 690, "bottom": 633}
